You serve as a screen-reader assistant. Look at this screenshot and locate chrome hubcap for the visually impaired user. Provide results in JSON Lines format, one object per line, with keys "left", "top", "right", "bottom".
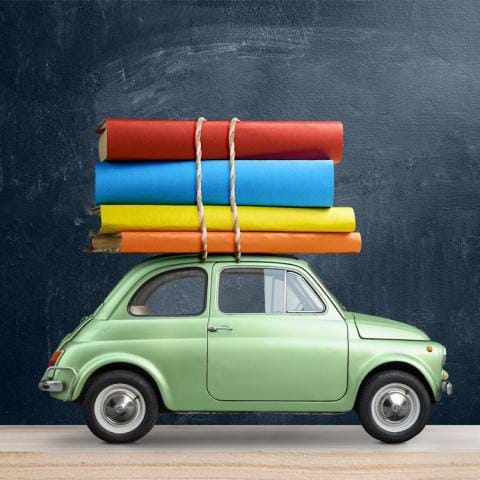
{"left": 94, "top": 384, "right": 146, "bottom": 434}
{"left": 105, "top": 393, "right": 137, "bottom": 424}
{"left": 371, "top": 383, "right": 420, "bottom": 433}
{"left": 381, "top": 391, "right": 411, "bottom": 421}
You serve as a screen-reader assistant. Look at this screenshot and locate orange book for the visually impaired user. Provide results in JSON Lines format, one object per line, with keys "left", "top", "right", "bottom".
{"left": 97, "top": 119, "right": 343, "bottom": 163}
{"left": 90, "top": 231, "right": 361, "bottom": 254}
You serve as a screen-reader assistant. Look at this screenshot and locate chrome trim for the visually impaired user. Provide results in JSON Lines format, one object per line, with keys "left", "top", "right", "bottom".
{"left": 94, "top": 383, "right": 146, "bottom": 434}
{"left": 208, "top": 325, "right": 233, "bottom": 332}
{"left": 441, "top": 381, "right": 453, "bottom": 396}
{"left": 38, "top": 380, "right": 63, "bottom": 393}
{"left": 38, "top": 366, "right": 78, "bottom": 401}
{"left": 370, "top": 383, "right": 421, "bottom": 433}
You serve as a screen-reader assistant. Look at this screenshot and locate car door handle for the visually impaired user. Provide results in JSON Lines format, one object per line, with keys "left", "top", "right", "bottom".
{"left": 208, "top": 325, "right": 233, "bottom": 332}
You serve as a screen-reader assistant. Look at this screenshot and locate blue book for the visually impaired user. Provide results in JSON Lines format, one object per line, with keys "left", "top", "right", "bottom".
{"left": 96, "top": 160, "right": 334, "bottom": 207}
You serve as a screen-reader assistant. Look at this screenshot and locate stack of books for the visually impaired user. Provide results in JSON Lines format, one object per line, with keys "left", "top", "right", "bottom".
{"left": 89, "top": 119, "right": 361, "bottom": 254}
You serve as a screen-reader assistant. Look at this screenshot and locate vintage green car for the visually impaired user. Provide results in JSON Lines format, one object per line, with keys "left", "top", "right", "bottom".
{"left": 39, "top": 255, "right": 452, "bottom": 444}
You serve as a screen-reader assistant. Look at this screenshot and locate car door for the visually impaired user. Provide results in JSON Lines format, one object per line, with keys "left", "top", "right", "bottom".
{"left": 207, "top": 263, "right": 348, "bottom": 402}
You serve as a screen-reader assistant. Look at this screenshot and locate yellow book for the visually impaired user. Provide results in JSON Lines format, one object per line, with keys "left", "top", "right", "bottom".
{"left": 98, "top": 205, "right": 356, "bottom": 233}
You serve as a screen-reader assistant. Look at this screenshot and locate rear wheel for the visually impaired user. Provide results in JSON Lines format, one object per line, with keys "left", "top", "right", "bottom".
{"left": 83, "top": 370, "right": 158, "bottom": 443}
{"left": 356, "top": 370, "right": 431, "bottom": 443}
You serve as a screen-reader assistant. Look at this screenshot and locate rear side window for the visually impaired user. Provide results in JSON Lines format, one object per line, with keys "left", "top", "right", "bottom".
{"left": 129, "top": 268, "right": 207, "bottom": 316}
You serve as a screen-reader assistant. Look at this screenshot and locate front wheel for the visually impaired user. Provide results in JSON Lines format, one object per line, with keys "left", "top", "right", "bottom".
{"left": 83, "top": 370, "right": 159, "bottom": 443}
{"left": 356, "top": 370, "right": 431, "bottom": 443}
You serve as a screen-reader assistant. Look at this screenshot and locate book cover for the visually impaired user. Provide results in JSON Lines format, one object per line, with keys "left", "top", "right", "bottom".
{"left": 96, "top": 205, "right": 356, "bottom": 233}
{"left": 96, "top": 160, "right": 335, "bottom": 207}
{"left": 98, "top": 119, "right": 343, "bottom": 162}
{"left": 90, "top": 231, "right": 362, "bottom": 254}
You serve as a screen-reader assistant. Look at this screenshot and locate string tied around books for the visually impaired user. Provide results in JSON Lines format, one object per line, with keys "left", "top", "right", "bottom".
{"left": 194, "top": 117, "right": 242, "bottom": 262}
{"left": 228, "top": 117, "right": 241, "bottom": 261}
{"left": 195, "top": 117, "right": 208, "bottom": 262}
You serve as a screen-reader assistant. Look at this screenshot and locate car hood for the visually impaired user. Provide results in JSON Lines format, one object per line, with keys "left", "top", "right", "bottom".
{"left": 353, "top": 312, "right": 430, "bottom": 341}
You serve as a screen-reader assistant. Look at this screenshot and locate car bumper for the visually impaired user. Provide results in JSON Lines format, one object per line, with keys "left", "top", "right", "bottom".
{"left": 38, "top": 366, "right": 78, "bottom": 401}
{"left": 38, "top": 379, "right": 64, "bottom": 392}
{"left": 440, "top": 370, "right": 453, "bottom": 396}
{"left": 441, "top": 380, "right": 453, "bottom": 396}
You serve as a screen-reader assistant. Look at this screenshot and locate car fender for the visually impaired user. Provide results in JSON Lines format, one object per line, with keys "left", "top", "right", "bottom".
{"left": 350, "top": 350, "right": 440, "bottom": 401}
{"left": 71, "top": 352, "right": 171, "bottom": 404}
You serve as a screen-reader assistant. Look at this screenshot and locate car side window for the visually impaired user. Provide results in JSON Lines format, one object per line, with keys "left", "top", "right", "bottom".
{"left": 286, "top": 271, "right": 325, "bottom": 313}
{"left": 218, "top": 267, "right": 325, "bottom": 314}
{"left": 218, "top": 268, "right": 285, "bottom": 314}
{"left": 129, "top": 268, "right": 207, "bottom": 316}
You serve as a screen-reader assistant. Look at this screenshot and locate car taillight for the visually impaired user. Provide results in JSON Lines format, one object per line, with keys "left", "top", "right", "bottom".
{"left": 48, "top": 350, "right": 63, "bottom": 367}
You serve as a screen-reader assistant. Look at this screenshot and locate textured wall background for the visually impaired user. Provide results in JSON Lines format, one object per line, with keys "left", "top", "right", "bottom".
{"left": 1, "top": 0, "right": 479, "bottom": 424}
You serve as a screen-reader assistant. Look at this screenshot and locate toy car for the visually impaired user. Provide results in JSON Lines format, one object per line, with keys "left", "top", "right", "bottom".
{"left": 39, "top": 255, "right": 452, "bottom": 444}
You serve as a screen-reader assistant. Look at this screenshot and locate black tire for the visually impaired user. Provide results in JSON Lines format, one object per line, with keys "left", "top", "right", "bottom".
{"left": 83, "top": 370, "right": 159, "bottom": 443}
{"left": 356, "top": 370, "right": 431, "bottom": 443}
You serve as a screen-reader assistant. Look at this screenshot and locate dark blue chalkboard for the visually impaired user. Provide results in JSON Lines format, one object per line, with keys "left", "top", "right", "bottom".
{"left": 1, "top": 0, "right": 479, "bottom": 425}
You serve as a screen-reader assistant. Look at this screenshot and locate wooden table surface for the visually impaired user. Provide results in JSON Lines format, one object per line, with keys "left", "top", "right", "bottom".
{"left": 1, "top": 425, "right": 479, "bottom": 479}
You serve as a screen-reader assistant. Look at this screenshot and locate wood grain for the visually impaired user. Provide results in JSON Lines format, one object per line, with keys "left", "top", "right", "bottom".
{"left": 1, "top": 451, "right": 479, "bottom": 480}
{"left": 2, "top": 426, "right": 479, "bottom": 479}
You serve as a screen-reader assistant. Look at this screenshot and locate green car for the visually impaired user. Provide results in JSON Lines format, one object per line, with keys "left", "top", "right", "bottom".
{"left": 38, "top": 255, "right": 452, "bottom": 444}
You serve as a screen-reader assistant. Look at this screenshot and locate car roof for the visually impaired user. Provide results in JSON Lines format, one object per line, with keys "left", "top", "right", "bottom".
{"left": 123, "top": 254, "right": 311, "bottom": 277}
{"left": 135, "top": 253, "right": 307, "bottom": 266}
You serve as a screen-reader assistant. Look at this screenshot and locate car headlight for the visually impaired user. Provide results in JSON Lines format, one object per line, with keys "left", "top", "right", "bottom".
{"left": 442, "top": 346, "right": 447, "bottom": 366}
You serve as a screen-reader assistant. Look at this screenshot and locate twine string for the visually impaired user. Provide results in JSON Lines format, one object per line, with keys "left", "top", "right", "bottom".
{"left": 228, "top": 117, "right": 241, "bottom": 261}
{"left": 195, "top": 116, "right": 241, "bottom": 262}
{"left": 195, "top": 117, "right": 208, "bottom": 261}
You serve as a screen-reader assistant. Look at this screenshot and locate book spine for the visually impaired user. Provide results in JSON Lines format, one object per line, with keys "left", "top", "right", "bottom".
{"left": 95, "top": 160, "right": 334, "bottom": 208}
{"left": 94, "top": 231, "right": 362, "bottom": 254}
{"left": 99, "top": 119, "right": 343, "bottom": 162}
{"left": 98, "top": 205, "right": 356, "bottom": 234}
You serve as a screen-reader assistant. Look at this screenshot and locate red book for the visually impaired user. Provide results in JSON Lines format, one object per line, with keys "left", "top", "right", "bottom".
{"left": 97, "top": 119, "right": 343, "bottom": 163}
